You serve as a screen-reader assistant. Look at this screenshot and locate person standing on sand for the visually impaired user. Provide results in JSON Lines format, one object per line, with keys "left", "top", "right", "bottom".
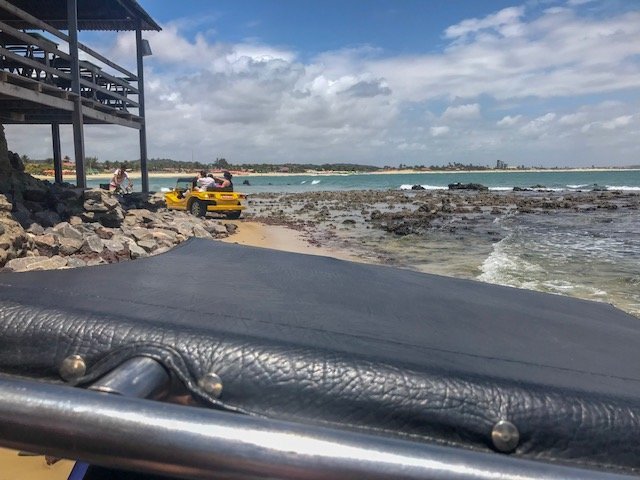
{"left": 109, "top": 164, "right": 133, "bottom": 192}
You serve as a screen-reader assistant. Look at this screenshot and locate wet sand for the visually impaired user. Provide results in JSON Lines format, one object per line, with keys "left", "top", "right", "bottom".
{"left": 220, "top": 220, "right": 361, "bottom": 263}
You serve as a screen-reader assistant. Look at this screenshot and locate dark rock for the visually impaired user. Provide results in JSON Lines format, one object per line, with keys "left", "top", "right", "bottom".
{"left": 97, "top": 207, "right": 125, "bottom": 228}
{"left": 225, "top": 223, "right": 238, "bottom": 234}
{"left": 8, "top": 151, "right": 24, "bottom": 172}
{"left": 448, "top": 183, "right": 488, "bottom": 191}
{"left": 34, "top": 210, "right": 61, "bottom": 228}
{"left": 411, "top": 184, "right": 425, "bottom": 190}
{"left": 242, "top": 180, "right": 251, "bottom": 186}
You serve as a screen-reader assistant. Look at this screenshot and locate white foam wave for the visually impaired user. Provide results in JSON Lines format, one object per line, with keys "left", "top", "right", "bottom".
{"left": 567, "top": 184, "right": 588, "bottom": 188}
{"left": 311, "top": 179, "right": 321, "bottom": 185}
{"left": 301, "top": 180, "right": 307, "bottom": 184}
{"left": 477, "top": 236, "right": 542, "bottom": 287}
{"left": 606, "top": 185, "right": 640, "bottom": 191}
{"left": 160, "top": 187, "right": 170, "bottom": 192}
{"left": 488, "top": 187, "right": 512, "bottom": 191}
{"left": 399, "top": 184, "right": 447, "bottom": 190}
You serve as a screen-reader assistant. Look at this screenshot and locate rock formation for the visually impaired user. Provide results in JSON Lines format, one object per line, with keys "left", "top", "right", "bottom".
{"left": 0, "top": 124, "right": 236, "bottom": 272}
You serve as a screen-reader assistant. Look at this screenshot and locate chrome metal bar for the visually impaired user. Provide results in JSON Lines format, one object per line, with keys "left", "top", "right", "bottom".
{"left": 89, "top": 356, "right": 170, "bottom": 399}
{"left": 0, "top": 376, "right": 632, "bottom": 480}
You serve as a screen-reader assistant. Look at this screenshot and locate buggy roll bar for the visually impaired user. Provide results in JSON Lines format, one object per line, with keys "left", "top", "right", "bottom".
{"left": 0, "top": 374, "right": 634, "bottom": 480}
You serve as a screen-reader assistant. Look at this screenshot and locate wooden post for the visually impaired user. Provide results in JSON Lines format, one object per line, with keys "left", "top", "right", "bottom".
{"left": 67, "top": 0, "right": 86, "bottom": 188}
{"left": 52, "top": 123, "right": 62, "bottom": 184}
{"left": 136, "top": 25, "right": 149, "bottom": 193}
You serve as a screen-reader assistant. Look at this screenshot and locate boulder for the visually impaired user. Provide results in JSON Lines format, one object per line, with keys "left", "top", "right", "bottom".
{"left": 102, "top": 238, "right": 125, "bottom": 254}
{"left": 53, "top": 222, "right": 84, "bottom": 241}
{"left": 448, "top": 183, "right": 489, "bottom": 191}
{"left": 83, "top": 234, "right": 104, "bottom": 254}
{"left": 95, "top": 226, "right": 115, "bottom": 239}
{"left": 129, "top": 227, "right": 153, "bottom": 242}
{"left": 58, "top": 237, "right": 84, "bottom": 256}
{"left": 225, "top": 223, "right": 238, "bottom": 234}
{"left": 137, "top": 239, "right": 158, "bottom": 252}
{"left": 33, "top": 234, "right": 59, "bottom": 256}
{"left": 26, "top": 223, "right": 45, "bottom": 235}
{"left": 97, "top": 207, "right": 125, "bottom": 228}
{"left": 128, "top": 242, "right": 148, "bottom": 259}
{"left": 66, "top": 257, "right": 88, "bottom": 269}
{"left": 192, "top": 225, "right": 211, "bottom": 238}
{"left": 4, "top": 255, "right": 68, "bottom": 272}
{"left": 34, "top": 210, "right": 61, "bottom": 228}
{"left": 204, "top": 221, "right": 228, "bottom": 236}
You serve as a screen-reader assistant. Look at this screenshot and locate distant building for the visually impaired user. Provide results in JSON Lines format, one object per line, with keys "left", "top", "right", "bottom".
{"left": 496, "top": 160, "right": 508, "bottom": 169}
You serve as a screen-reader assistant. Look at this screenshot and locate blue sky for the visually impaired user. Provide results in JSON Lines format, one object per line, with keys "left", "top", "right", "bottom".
{"left": 6, "top": 0, "right": 640, "bottom": 166}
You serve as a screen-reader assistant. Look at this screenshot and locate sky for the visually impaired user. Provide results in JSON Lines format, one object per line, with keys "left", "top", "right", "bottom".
{"left": 5, "top": 0, "right": 640, "bottom": 167}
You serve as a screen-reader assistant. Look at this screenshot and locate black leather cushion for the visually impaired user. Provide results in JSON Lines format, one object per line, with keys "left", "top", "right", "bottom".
{"left": 0, "top": 239, "right": 639, "bottom": 473}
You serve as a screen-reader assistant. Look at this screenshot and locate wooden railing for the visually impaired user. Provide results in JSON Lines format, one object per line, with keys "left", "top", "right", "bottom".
{"left": 0, "top": 0, "right": 140, "bottom": 114}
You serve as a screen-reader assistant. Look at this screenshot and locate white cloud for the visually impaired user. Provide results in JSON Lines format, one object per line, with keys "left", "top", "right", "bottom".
{"left": 497, "top": 115, "right": 522, "bottom": 127}
{"left": 430, "top": 126, "right": 450, "bottom": 137}
{"left": 444, "top": 7, "right": 526, "bottom": 39}
{"left": 558, "top": 112, "right": 588, "bottom": 125}
{"left": 601, "top": 115, "right": 633, "bottom": 130}
{"left": 442, "top": 103, "right": 480, "bottom": 120}
{"left": 520, "top": 113, "right": 556, "bottom": 135}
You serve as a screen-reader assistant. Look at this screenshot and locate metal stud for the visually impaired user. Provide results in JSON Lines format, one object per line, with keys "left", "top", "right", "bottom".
{"left": 198, "top": 372, "right": 223, "bottom": 398}
{"left": 491, "top": 420, "right": 520, "bottom": 453}
{"left": 59, "top": 355, "right": 86, "bottom": 382}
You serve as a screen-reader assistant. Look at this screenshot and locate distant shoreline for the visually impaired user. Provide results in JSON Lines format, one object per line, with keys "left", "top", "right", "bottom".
{"left": 34, "top": 167, "right": 640, "bottom": 182}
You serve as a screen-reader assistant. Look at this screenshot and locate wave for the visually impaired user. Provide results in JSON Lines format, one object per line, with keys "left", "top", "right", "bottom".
{"left": 311, "top": 179, "right": 321, "bottom": 185}
{"left": 606, "top": 185, "right": 640, "bottom": 191}
{"left": 301, "top": 180, "right": 307, "bottom": 184}
{"left": 477, "top": 236, "right": 543, "bottom": 288}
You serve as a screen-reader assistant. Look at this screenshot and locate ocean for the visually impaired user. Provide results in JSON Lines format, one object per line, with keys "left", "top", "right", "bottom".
{"left": 87, "top": 169, "right": 640, "bottom": 194}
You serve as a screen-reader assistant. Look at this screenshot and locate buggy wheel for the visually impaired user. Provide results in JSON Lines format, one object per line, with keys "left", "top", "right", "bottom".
{"left": 225, "top": 211, "right": 242, "bottom": 219}
{"left": 190, "top": 200, "right": 206, "bottom": 217}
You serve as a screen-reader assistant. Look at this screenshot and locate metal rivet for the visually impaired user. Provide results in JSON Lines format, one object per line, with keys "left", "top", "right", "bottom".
{"left": 198, "top": 372, "right": 223, "bottom": 398}
{"left": 59, "top": 355, "right": 86, "bottom": 382}
{"left": 491, "top": 420, "right": 519, "bottom": 453}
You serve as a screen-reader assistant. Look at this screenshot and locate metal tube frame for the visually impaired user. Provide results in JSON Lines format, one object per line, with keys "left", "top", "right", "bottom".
{"left": 0, "top": 375, "right": 633, "bottom": 480}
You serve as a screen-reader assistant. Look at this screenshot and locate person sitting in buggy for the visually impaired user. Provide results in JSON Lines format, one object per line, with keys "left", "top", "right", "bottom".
{"left": 208, "top": 171, "right": 233, "bottom": 191}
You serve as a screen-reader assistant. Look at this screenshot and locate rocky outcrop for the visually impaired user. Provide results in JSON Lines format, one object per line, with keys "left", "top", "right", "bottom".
{"left": 0, "top": 188, "right": 237, "bottom": 272}
{"left": 448, "top": 182, "right": 489, "bottom": 191}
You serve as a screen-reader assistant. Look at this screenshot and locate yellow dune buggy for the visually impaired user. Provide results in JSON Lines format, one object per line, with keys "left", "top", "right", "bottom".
{"left": 164, "top": 177, "right": 246, "bottom": 219}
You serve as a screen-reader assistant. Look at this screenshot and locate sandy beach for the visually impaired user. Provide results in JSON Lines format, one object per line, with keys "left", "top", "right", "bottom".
{"left": 220, "top": 220, "right": 361, "bottom": 263}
